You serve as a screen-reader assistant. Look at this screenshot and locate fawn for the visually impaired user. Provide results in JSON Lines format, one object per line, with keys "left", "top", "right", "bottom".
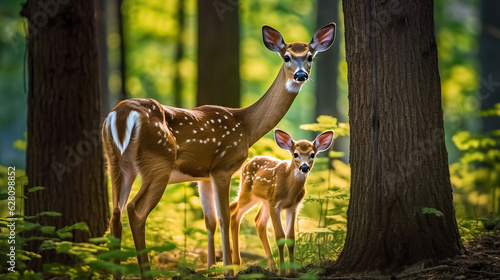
{"left": 230, "top": 129, "right": 334, "bottom": 276}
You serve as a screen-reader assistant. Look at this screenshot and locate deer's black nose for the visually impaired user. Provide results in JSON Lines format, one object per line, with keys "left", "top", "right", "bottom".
{"left": 294, "top": 71, "right": 308, "bottom": 82}
{"left": 299, "top": 164, "right": 310, "bottom": 173}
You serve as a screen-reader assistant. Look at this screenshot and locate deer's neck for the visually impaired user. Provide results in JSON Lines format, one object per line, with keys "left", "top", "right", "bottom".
{"left": 238, "top": 66, "right": 300, "bottom": 146}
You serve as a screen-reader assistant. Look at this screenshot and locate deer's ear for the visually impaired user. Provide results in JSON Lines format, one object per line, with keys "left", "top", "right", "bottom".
{"left": 274, "top": 129, "right": 294, "bottom": 152}
{"left": 262, "top": 25, "right": 286, "bottom": 52}
{"left": 310, "top": 23, "right": 336, "bottom": 53}
{"left": 314, "top": 130, "right": 334, "bottom": 152}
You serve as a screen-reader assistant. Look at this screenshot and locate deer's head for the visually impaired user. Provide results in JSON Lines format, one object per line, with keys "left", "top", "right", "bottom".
{"left": 274, "top": 129, "right": 334, "bottom": 174}
{"left": 262, "top": 23, "right": 336, "bottom": 93}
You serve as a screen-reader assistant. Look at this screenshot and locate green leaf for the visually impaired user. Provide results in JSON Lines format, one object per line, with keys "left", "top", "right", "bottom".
{"left": 40, "top": 226, "right": 56, "bottom": 234}
{"left": 37, "top": 211, "right": 62, "bottom": 217}
{"left": 55, "top": 242, "right": 72, "bottom": 253}
{"left": 421, "top": 207, "right": 444, "bottom": 217}
{"left": 0, "top": 193, "right": 8, "bottom": 200}
{"left": 27, "top": 186, "right": 45, "bottom": 193}
{"left": 97, "top": 249, "right": 137, "bottom": 260}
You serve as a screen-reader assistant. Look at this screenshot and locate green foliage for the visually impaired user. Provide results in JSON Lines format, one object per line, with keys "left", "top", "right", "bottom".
{"left": 449, "top": 112, "right": 500, "bottom": 217}
{"left": 421, "top": 207, "right": 444, "bottom": 217}
{"left": 300, "top": 115, "right": 350, "bottom": 138}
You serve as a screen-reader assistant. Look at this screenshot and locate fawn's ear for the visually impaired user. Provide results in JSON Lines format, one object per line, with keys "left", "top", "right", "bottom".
{"left": 314, "top": 130, "right": 335, "bottom": 152}
{"left": 310, "top": 23, "right": 336, "bottom": 53}
{"left": 274, "top": 129, "right": 294, "bottom": 152}
{"left": 262, "top": 25, "right": 286, "bottom": 52}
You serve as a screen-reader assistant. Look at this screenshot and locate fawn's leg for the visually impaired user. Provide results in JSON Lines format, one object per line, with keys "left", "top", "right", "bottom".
{"left": 269, "top": 205, "right": 286, "bottom": 276}
{"left": 285, "top": 207, "right": 298, "bottom": 275}
{"left": 255, "top": 202, "right": 276, "bottom": 271}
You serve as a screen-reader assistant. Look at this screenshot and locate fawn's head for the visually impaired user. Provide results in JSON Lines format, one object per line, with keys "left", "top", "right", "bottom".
{"left": 262, "top": 23, "right": 336, "bottom": 92}
{"left": 274, "top": 129, "right": 334, "bottom": 174}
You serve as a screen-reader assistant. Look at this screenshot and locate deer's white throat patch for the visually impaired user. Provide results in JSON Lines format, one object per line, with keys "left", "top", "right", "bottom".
{"left": 286, "top": 79, "right": 303, "bottom": 93}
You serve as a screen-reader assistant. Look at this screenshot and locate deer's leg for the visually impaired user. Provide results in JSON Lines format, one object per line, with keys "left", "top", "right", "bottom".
{"left": 109, "top": 165, "right": 136, "bottom": 279}
{"left": 198, "top": 180, "right": 217, "bottom": 268}
{"left": 210, "top": 172, "right": 233, "bottom": 276}
{"left": 269, "top": 206, "right": 286, "bottom": 276}
{"left": 230, "top": 195, "right": 258, "bottom": 266}
{"left": 127, "top": 159, "right": 172, "bottom": 280}
{"left": 255, "top": 202, "right": 276, "bottom": 271}
{"left": 285, "top": 207, "right": 298, "bottom": 275}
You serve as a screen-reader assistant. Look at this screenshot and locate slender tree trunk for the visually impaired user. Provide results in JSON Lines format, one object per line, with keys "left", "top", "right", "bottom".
{"left": 21, "top": 0, "right": 108, "bottom": 270}
{"left": 173, "top": 0, "right": 185, "bottom": 108}
{"left": 315, "top": 0, "right": 340, "bottom": 119}
{"left": 479, "top": 0, "right": 500, "bottom": 214}
{"left": 333, "top": 0, "right": 464, "bottom": 273}
{"left": 480, "top": 0, "right": 500, "bottom": 134}
{"left": 197, "top": 0, "right": 240, "bottom": 107}
{"left": 117, "top": 0, "right": 128, "bottom": 100}
{"left": 96, "top": 0, "right": 110, "bottom": 115}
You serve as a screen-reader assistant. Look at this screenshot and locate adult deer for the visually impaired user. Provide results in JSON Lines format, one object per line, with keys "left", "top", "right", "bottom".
{"left": 102, "top": 23, "right": 335, "bottom": 279}
{"left": 230, "top": 129, "right": 334, "bottom": 276}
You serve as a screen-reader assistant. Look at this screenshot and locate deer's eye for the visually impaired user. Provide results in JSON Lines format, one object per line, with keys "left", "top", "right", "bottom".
{"left": 310, "top": 153, "right": 315, "bottom": 159}
{"left": 293, "top": 152, "right": 299, "bottom": 158}
{"left": 284, "top": 55, "right": 291, "bottom": 63}
{"left": 307, "top": 55, "right": 313, "bottom": 62}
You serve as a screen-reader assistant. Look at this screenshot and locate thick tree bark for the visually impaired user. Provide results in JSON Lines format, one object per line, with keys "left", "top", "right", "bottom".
{"left": 333, "top": 0, "right": 465, "bottom": 273}
{"left": 197, "top": 0, "right": 240, "bottom": 107}
{"left": 21, "top": 0, "right": 108, "bottom": 269}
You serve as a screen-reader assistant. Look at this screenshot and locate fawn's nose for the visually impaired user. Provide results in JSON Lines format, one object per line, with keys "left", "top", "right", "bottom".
{"left": 294, "top": 71, "right": 308, "bottom": 82}
{"left": 299, "top": 163, "right": 310, "bottom": 173}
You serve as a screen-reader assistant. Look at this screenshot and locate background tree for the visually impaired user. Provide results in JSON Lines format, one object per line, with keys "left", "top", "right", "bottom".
{"left": 117, "top": 0, "right": 128, "bottom": 100}
{"left": 480, "top": 0, "right": 500, "bottom": 133}
{"left": 197, "top": 0, "right": 240, "bottom": 107}
{"left": 173, "top": 0, "right": 186, "bottom": 107}
{"left": 21, "top": 0, "right": 108, "bottom": 269}
{"left": 333, "top": 0, "right": 465, "bottom": 273}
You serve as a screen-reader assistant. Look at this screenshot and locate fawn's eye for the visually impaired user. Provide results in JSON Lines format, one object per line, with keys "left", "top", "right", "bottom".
{"left": 307, "top": 55, "right": 313, "bottom": 62}
{"left": 310, "top": 153, "right": 315, "bottom": 159}
{"left": 284, "top": 55, "right": 291, "bottom": 63}
{"left": 293, "top": 152, "right": 299, "bottom": 158}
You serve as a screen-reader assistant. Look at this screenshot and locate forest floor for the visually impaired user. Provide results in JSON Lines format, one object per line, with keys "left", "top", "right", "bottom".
{"left": 176, "top": 232, "right": 500, "bottom": 279}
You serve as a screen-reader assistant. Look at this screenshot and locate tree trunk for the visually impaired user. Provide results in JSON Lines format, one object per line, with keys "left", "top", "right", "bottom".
{"left": 333, "top": 0, "right": 465, "bottom": 273}
{"left": 21, "top": 0, "right": 108, "bottom": 270}
{"left": 480, "top": 0, "right": 500, "bottom": 132}
{"left": 315, "top": 0, "right": 340, "bottom": 119}
{"left": 173, "top": 0, "right": 185, "bottom": 108}
{"left": 197, "top": 0, "right": 240, "bottom": 107}
{"left": 96, "top": 0, "right": 110, "bottom": 115}
{"left": 118, "top": 0, "right": 128, "bottom": 100}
